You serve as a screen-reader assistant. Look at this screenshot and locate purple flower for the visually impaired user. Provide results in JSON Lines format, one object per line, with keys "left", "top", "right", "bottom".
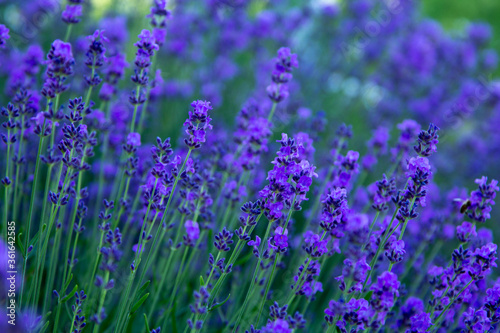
{"left": 0, "top": 24, "right": 9, "bottom": 48}
{"left": 391, "top": 119, "right": 421, "bottom": 165}
{"left": 214, "top": 227, "right": 234, "bottom": 252}
{"left": 98, "top": 227, "right": 122, "bottom": 273}
{"left": 100, "top": 16, "right": 128, "bottom": 49}
{"left": 233, "top": 100, "right": 272, "bottom": 172}
{"left": 407, "top": 312, "right": 432, "bottom": 333}
{"left": 397, "top": 120, "right": 421, "bottom": 145}
{"left": 262, "top": 318, "right": 291, "bottom": 333}
{"left": 84, "top": 30, "right": 108, "bottom": 87}
{"left": 148, "top": 0, "right": 171, "bottom": 29}
{"left": 413, "top": 123, "right": 439, "bottom": 157}
{"left": 368, "top": 126, "right": 390, "bottom": 154}
{"left": 303, "top": 231, "right": 328, "bottom": 257}
{"left": 320, "top": 187, "right": 348, "bottom": 231}
{"left": 301, "top": 280, "right": 323, "bottom": 297}
{"left": 336, "top": 257, "right": 370, "bottom": 293}
{"left": 248, "top": 236, "right": 261, "bottom": 248}
{"left": 62, "top": 5, "right": 83, "bottom": 24}
{"left": 268, "top": 226, "right": 289, "bottom": 252}
{"left": 105, "top": 53, "right": 129, "bottom": 84}
{"left": 266, "top": 47, "right": 298, "bottom": 104}
{"left": 462, "top": 307, "right": 491, "bottom": 333}
{"left": 469, "top": 243, "right": 497, "bottom": 280}
{"left": 371, "top": 174, "right": 396, "bottom": 211}
{"left": 126, "top": 133, "right": 141, "bottom": 147}
{"left": 267, "top": 83, "right": 289, "bottom": 103}
{"left": 185, "top": 220, "right": 200, "bottom": 243}
{"left": 132, "top": 243, "right": 144, "bottom": 253}
{"left": 465, "top": 176, "right": 499, "bottom": 223}
{"left": 183, "top": 100, "right": 213, "bottom": 149}
{"left": 99, "top": 83, "right": 115, "bottom": 101}
{"left": 325, "top": 300, "right": 344, "bottom": 324}
{"left": 135, "top": 29, "right": 160, "bottom": 57}
{"left": 405, "top": 156, "right": 431, "bottom": 179}
{"left": 456, "top": 221, "right": 477, "bottom": 243}
{"left": 370, "top": 271, "right": 400, "bottom": 312}
{"left": 326, "top": 298, "right": 372, "bottom": 330}
{"left": 385, "top": 238, "right": 406, "bottom": 263}
{"left": 42, "top": 40, "right": 75, "bottom": 97}
{"left": 468, "top": 23, "right": 492, "bottom": 45}
{"left": 274, "top": 47, "right": 299, "bottom": 78}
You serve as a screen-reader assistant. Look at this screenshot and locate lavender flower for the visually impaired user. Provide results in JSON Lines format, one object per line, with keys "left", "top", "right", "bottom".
{"left": 41, "top": 40, "right": 75, "bottom": 98}
{"left": 465, "top": 176, "right": 499, "bottom": 223}
{"left": 1, "top": 3, "right": 500, "bottom": 333}
{"left": 267, "top": 47, "right": 298, "bottom": 104}
{"left": 268, "top": 226, "right": 288, "bottom": 253}
{"left": 184, "top": 220, "right": 200, "bottom": 245}
{"left": 0, "top": 24, "right": 9, "bottom": 48}
{"left": 62, "top": 4, "right": 82, "bottom": 24}
{"left": 413, "top": 123, "right": 440, "bottom": 157}
{"left": 183, "top": 100, "right": 213, "bottom": 149}
{"left": 84, "top": 30, "right": 108, "bottom": 87}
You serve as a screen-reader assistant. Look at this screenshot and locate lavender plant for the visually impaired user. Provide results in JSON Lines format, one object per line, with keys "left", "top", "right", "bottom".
{"left": 1, "top": 1, "right": 500, "bottom": 332}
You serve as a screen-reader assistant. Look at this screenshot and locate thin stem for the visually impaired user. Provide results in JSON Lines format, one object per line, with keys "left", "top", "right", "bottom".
{"left": 113, "top": 177, "right": 161, "bottom": 333}
{"left": 231, "top": 220, "right": 272, "bottom": 332}
{"left": 267, "top": 102, "right": 277, "bottom": 122}
{"left": 3, "top": 127, "right": 11, "bottom": 239}
{"left": 362, "top": 207, "right": 399, "bottom": 292}
{"left": 256, "top": 254, "right": 278, "bottom": 326}
{"left": 64, "top": 24, "right": 73, "bottom": 42}
{"left": 12, "top": 114, "right": 25, "bottom": 222}
{"left": 42, "top": 226, "right": 61, "bottom": 315}
{"left": 430, "top": 280, "right": 473, "bottom": 330}
{"left": 93, "top": 271, "right": 111, "bottom": 333}
{"left": 128, "top": 149, "right": 193, "bottom": 303}
{"left": 129, "top": 73, "right": 144, "bottom": 133}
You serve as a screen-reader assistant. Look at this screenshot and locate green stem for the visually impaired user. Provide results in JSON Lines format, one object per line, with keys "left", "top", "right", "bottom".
{"left": 231, "top": 220, "right": 272, "bottom": 331}
{"left": 256, "top": 254, "right": 278, "bottom": 326}
{"left": 42, "top": 226, "right": 61, "bottom": 315}
{"left": 137, "top": 52, "right": 157, "bottom": 133}
{"left": 12, "top": 115, "right": 25, "bottom": 222}
{"left": 93, "top": 271, "right": 111, "bottom": 333}
{"left": 430, "top": 280, "right": 473, "bottom": 330}
{"left": 267, "top": 102, "right": 277, "bottom": 122}
{"left": 362, "top": 207, "right": 399, "bottom": 292}
{"left": 147, "top": 208, "right": 189, "bottom": 317}
{"left": 113, "top": 177, "right": 160, "bottom": 333}
{"left": 125, "top": 149, "right": 193, "bottom": 312}
{"left": 64, "top": 24, "right": 73, "bottom": 42}
{"left": 25, "top": 124, "right": 47, "bottom": 311}
{"left": 130, "top": 72, "right": 144, "bottom": 133}
{"left": 84, "top": 217, "right": 107, "bottom": 315}
{"left": 3, "top": 127, "right": 11, "bottom": 239}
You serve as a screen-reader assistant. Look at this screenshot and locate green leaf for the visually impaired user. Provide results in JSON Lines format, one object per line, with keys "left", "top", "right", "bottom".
{"left": 171, "top": 301, "right": 178, "bottom": 333}
{"left": 38, "top": 321, "right": 50, "bottom": 333}
{"left": 234, "top": 250, "right": 253, "bottom": 266}
{"left": 63, "top": 274, "right": 73, "bottom": 293}
{"left": 17, "top": 233, "right": 25, "bottom": 258}
{"left": 60, "top": 284, "right": 78, "bottom": 304}
{"left": 363, "top": 290, "right": 373, "bottom": 301}
{"left": 209, "top": 293, "right": 230, "bottom": 312}
{"left": 28, "top": 228, "right": 43, "bottom": 249}
{"left": 143, "top": 313, "right": 151, "bottom": 332}
{"left": 200, "top": 275, "right": 205, "bottom": 286}
{"left": 130, "top": 293, "right": 149, "bottom": 314}
{"left": 137, "top": 280, "right": 150, "bottom": 297}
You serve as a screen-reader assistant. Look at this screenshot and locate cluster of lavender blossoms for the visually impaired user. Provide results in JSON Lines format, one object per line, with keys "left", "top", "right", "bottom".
{"left": 1, "top": 1, "right": 500, "bottom": 332}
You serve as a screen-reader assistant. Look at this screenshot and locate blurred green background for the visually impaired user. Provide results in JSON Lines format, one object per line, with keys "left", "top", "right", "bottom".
{"left": 423, "top": 0, "right": 500, "bottom": 55}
